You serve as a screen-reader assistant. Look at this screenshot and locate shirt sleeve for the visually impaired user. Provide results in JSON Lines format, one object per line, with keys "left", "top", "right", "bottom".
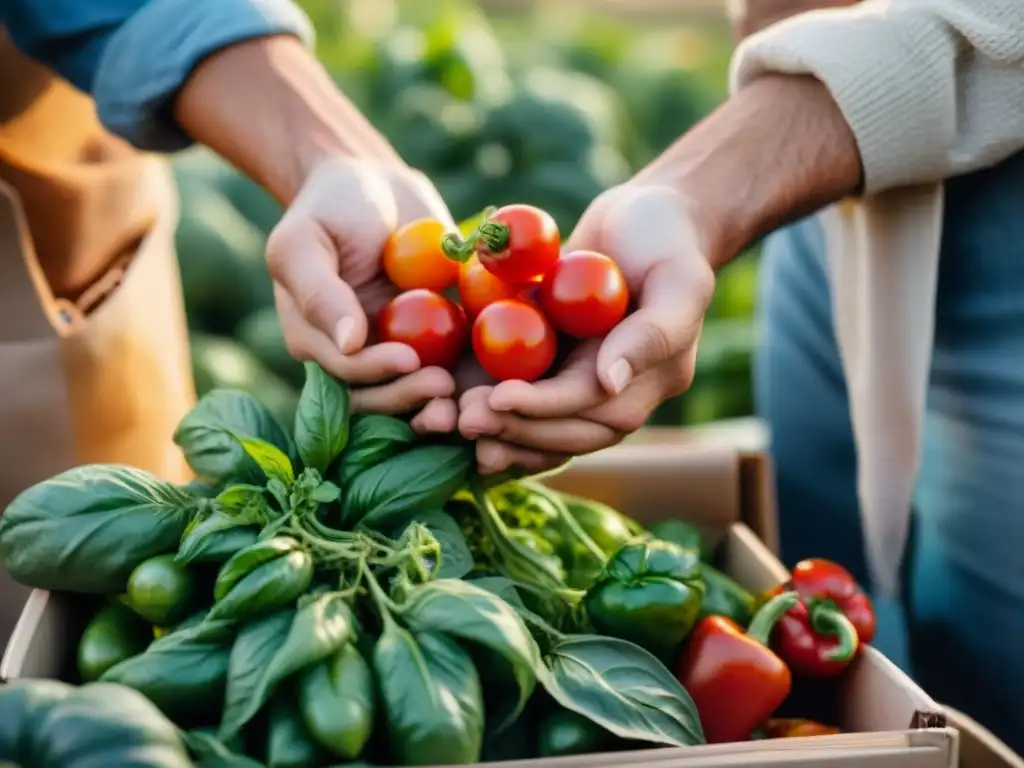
{"left": 1, "top": 0, "right": 314, "bottom": 152}
{"left": 729, "top": 0, "right": 1024, "bottom": 194}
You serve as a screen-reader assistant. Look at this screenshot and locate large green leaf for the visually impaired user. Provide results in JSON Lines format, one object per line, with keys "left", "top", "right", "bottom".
{"left": 0, "top": 465, "right": 196, "bottom": 593}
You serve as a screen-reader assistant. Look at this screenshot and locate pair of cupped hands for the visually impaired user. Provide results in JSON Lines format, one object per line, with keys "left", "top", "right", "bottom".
{"left": 266, "top": 158, "right": 715, "bottom": 475}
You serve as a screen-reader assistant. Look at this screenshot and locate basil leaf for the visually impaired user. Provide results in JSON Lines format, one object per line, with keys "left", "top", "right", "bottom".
{"left": 336, "top": 414, "right": 415, "bottom": 488}
{"left": 310, "top": 481, "right": 341, "bottom": 504}
{"left": 402, "top": 510, "right": 473, "bottom": 579}
{"left": 176, "top": 508, "right": 262, "bottom": 565}
{"left": 219, "top": 593, "right": 355, "bottom": 739}
{"left": 215, "top": 484, "right": 269, "bottom": 514}
{"left": 466, "top": 576, "right": 527, "bottom": 610}
{"left": 538, "top": 634, "right": 705, "bottom": 747}
{"left": 373, "top": 626, "right": 484, "bottom": 765}
{"left": 180, "top": 730, "right": 263, "bottom": 767}
{"left": 0, "top": 465, "right": 195, "bottom": 593}
{"left": 293, "top": 362, "right": 350, "bottom": 474}
{"left": 400, "top": 579, "right": 539, "bottom": 724}
{"left": 344, "top": 445, "right": 472, "bottom": 531}
{"left": 229, "top": 433, "right": 295, "bottom": 486}
{"left": 174, "top": 390, "right": 293, "bottom": 484}
{"left": 100, "top": 619, "right": 235, "bottom": 723}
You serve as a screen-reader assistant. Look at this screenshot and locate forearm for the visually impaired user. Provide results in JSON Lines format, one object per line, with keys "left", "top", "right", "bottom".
{"left": 638, "top": 74, "right": 862, "bottom": 269}
{"left": 174, "top": 35, "right": 403, "bottom": 206}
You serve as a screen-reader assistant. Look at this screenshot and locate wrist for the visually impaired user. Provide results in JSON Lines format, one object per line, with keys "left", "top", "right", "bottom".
{"left": 637, "top": 75, "right": 862, "bottom": 269}
{"left": 175, "top": 35, "right": 406, "bottom": 205}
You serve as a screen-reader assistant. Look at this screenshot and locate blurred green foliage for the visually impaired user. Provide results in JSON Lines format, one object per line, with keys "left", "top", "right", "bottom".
{"left": 172, "top": 0, "right": 758, "bottom": 428}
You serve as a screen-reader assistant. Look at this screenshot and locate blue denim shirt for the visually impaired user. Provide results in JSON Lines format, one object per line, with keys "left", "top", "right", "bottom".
{"left": 1, "top": 0, "right": 313, "bottom": 151}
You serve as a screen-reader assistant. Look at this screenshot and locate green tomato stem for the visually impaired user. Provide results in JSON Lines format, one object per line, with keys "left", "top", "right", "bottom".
{"left": 476, "top": 220, "right": 510, "bottom": 254}
{"left": 364, "top": 572, "right": 400, "bottom": 628}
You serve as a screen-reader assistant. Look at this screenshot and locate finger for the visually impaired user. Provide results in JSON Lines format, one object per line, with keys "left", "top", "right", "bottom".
{"left": 392, "top": 168, "right": 458, "bottom": 228}
{"left": 487, "top": 340, "right": 605, "bottom": 418}
{"left": 581, "top": 357, "right": 683, "bottom": 434}
{"left": 474, "top": 412, "right": 622, "bottom": 455}
{"left": 276, "top": 288, "right": 421, "bottom": 382}
{"left": 410, "top": 398, "right": 459, "bottom": 434}
{"left": 596, "top": 256, "right": 712, "bottom": 395}
{"left": 267, "top": 216, "right": 372, "bottom": 355}
{"left": 458, "top": 390, "right": 503, "bottom": 439}
{"left": 349, "top": 367, "right": 456, "bottom": 415}
{"left": 476, "top": 439, "right": 569, "bottom": 476}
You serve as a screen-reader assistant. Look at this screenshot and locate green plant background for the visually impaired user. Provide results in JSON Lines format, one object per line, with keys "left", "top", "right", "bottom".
{"left": 173, "top": 0, "right": 758, "bottom": 430}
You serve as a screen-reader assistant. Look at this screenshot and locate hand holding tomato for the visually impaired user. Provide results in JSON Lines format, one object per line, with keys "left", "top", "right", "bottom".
{"left": 458, "top": 182, "right": 716, "bottom": 469}
{"left": 266, "top": 158, "right": 459, "bottom": 431}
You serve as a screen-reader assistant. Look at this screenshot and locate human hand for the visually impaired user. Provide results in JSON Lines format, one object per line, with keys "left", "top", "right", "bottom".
{"left": 726, "top": 0, "right": 859, "bottom": 41}
{"left": 458, "top": 182, "right": 716, "bottom": 474}
{"left": 265, "top": 158, "right": 459, "bottom": 433}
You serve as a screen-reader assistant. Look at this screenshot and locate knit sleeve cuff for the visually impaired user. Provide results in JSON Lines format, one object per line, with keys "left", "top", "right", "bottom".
{"left": 729, "top": 4, "right": 955, "bottom": 194}
{"left": 92, "top": 0, "right": 314, "bottom": 152}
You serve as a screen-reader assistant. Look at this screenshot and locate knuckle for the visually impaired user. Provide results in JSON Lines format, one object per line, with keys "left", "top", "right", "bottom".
{"left": 637, "top": 319, "right": 675, "bottom": 365}
{"left": 265, "top": 222, "right": 298, "bottom": 282}
{"left": 296, "top": 285, "right": 336, "bottom": 327}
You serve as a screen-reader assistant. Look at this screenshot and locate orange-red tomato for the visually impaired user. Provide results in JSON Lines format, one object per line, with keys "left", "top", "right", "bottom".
{"left": 539, "top": 250, "right": 628, "bottom": 339}
{"left": 382, "top": 218, "right": 460, "bottom": 291}
{"left": 458, "top": 255, "right": 533, "bottom": 318}
{"left": 471, "top": 299, "right": 557, "bottom": 383}
{"left": 378, "top": 289, "right": 467, "bottom": 369}
{"left": 476, "top": 204, "right": 560, "bottom": 284}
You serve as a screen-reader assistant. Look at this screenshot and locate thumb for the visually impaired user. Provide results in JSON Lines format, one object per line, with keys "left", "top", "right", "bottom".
{"left": 266, "top": 215, "right": 371, "bottom": 354}
{"left": 596, "top": 255, "right": 714, "bottom": 395}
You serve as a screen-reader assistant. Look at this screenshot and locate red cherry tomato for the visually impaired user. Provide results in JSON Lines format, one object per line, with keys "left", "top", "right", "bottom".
{"left": 472, "top": 299, "right": 557, "bottom": 382}
{"left": 383, "top": 218, "right": 460, "bottom": 291}
{"left": 378, "top": 289, "right": 467, "bottom": 369}
{"left": 476, "top": 204, "right": 560, "bottom": 284}
{"left": 457, "top": 255, "right": 534, "bottom": 318}
{"left": 539, "top": 250, "right": 629, "bottom": 339}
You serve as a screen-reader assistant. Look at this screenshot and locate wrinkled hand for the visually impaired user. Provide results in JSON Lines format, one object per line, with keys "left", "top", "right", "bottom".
{"left": 726, "top": 0, "right": 859, "bottom": 41}
{"left": 458, "top": 182, "right": 716, "bottom": 474}
{"left": 266, "top": 158, "right": 458, "bottom": 433}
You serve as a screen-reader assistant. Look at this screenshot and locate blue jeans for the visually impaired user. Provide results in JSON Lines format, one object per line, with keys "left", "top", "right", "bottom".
{"left": 756, "top": 151, "right": 1024, "bottom": 751}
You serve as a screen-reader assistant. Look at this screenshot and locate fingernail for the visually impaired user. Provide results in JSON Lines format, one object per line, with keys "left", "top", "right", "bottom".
{"left": 606, "top": 358, "right": 633, "bottom": 394}
{"left": 334, "top": 317, "right": 355, "bottom": 353}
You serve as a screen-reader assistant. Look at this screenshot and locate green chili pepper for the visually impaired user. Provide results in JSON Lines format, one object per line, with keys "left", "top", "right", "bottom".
{"left": 560, "top": 494, "right": 637, "bottom": 557}
{"left": 209, "top": 537, "right": 313, "bottom": 621}
{"left": 298, "top": 643, "right": 376, "bottom": 760}
{"left": 266, "top": 691, "right": 328, "bottom": 768}
{"left": 584, "top": 540, "right": 704, "bottom": 659}
{"left": 698, "top": 564, "right": 757, "bottom": 627}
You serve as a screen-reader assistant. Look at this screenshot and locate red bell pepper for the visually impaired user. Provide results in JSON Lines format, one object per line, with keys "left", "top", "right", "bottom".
{"left": 763, "top": 718, "right": 841, "bottom": 738}
{"left": 675, "top": 591, "right": 799, "bottom": 744}
{"left": 769, "top": 558, "right": 877, "bottom": 678}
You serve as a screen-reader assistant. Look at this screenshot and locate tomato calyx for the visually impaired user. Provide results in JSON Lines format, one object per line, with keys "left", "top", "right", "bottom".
{"left": 440, "top": 206, "right": 497, "bottom": 264}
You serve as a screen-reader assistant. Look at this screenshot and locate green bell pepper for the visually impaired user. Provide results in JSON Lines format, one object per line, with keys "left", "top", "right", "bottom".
{"left": 584, "top": 540, "right": 704, "bottom": 659}
{"left": 698, "top": 564, "right": 757, "bottom": 627}
{"left": 649, "top": 519, "right": 714, "bottom": 562}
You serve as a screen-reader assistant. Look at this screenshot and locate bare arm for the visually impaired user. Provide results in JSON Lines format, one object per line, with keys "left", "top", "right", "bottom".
{"left": 638, "top": 74, "right": 862, "bottom": 269}
{"left": 174, "top": 35, "right": 404, "bottom": 206}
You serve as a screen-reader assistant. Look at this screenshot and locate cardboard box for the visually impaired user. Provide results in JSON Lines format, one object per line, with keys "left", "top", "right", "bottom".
{"left": 1, "top": 442, "right": 957, "bottom": 767}
{"left": 943, "top": 707, "right": 1024, "bottom": 768}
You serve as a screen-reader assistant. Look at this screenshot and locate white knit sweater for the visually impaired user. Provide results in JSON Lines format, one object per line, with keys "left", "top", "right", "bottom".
{"left": 730, "top": 0, "right": 1024, "bottom": 595}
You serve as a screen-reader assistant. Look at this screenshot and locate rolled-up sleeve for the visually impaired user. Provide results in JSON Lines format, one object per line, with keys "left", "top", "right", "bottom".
{"left": 729, "top": 0, "right": 1024, "bottom": 194}
{"left": 1, "top": 0, "right": 314, "bottom": 152}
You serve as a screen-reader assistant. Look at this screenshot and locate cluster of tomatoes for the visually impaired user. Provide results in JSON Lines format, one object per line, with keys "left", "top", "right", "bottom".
{"left": 379, "top": 204, "right": 629, "bottom": 382}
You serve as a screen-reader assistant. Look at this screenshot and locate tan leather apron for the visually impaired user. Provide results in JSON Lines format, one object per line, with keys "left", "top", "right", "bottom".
{"left": 0, "top": 34, "right": 196, "bottom": 648}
